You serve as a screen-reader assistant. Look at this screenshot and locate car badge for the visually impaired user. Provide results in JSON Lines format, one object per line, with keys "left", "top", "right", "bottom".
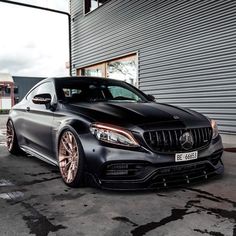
{"left": 179, "top": 132, "right": 194, "bottom": 150}
{"left": 173, "top": 116, "right": 180, "bottom": 120}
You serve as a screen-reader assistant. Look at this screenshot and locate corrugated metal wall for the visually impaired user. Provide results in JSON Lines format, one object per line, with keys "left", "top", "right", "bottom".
{"left": 70, "top": 0, "right": 236, "bottom": 134}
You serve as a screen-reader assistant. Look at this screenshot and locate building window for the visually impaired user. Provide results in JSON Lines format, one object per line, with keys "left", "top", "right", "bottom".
{"left": 77, "top": 54, "right": 138, "bottom": 87}
{"left": 84, "top": 0, "right": 108, "bottom": 14}
{"left": 81, "top": 63, "right": 105, "bottom": 77}
{"left": 107, "top": 55, "right": 137, "bottom": 86}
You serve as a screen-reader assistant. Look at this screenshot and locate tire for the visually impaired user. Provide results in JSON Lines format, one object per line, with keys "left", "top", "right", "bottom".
{"left": 58, "top": 127, "right": 84, "bottom": 187}
{"left": 6, "top": 120, "right": 22, "bottom": 155}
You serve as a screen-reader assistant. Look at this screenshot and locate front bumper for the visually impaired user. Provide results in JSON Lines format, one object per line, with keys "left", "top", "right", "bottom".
{"left": 81, "top": 134, "right": 224, "bottom": 190}
{"left": 98, "top": 152, "right": 223, "bottom": 190}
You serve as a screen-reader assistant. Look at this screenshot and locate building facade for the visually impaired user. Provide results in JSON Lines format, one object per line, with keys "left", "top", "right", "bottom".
{"left": 12, "top": 76, "right": 45, "bottom": 102}
{"left": 70, "top": 0, "right": 236, "bottom": 143}
{"left": 0, "top": 73, "right": 15, "bottom": 110}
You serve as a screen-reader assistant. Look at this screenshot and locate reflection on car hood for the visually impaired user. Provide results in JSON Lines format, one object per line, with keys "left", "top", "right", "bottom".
{"left": 65, "top": 102, "right": 210, "bottom": 128}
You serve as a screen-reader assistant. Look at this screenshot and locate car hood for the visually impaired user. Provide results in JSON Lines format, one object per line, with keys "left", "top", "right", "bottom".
{"left": 64, "top": 102, "right": 210, "bottom": 129}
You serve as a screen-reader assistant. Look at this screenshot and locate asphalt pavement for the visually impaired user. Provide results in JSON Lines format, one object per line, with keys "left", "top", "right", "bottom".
{"left": 0, "top": 114, "right": 235, "bottom": 236}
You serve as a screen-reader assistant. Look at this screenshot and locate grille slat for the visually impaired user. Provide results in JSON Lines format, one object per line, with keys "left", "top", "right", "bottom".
{"left": 144, "top": 127, "right": 212, "bottom": 153}
{"left": 197, "top": 129, "right": 202, "bottom": 146}
{"left": 168, "top": 130, "right": 173, "bottom": 151}
{"left": 200, "top": 129, "right": 205, "bottom": 145}
{"left": 162, "top": 131, "right": 167, "bottom": 150}
{"left": 193, "top": 129, "right": 198, "bottom": 147}
{"left": 174, "top": 130, "right": 178, "bottom": 147}
{"left": 204, "top": 128, "right": 207, "bottom": 142}
{"left": 154, "top": 132, "right": 158, "bottom": 147}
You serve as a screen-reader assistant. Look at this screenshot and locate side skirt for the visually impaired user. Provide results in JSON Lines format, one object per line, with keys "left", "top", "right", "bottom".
{"left": 20, "top": 145, "right": 58, "bottom": 166}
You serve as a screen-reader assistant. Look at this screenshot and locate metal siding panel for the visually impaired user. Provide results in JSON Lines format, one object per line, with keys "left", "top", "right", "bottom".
{"left": 70, "top": 0, "right": 236, "bottom": 134}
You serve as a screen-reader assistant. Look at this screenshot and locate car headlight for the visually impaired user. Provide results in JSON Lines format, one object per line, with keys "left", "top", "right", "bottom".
{"left": 90, "top": 123, "right": 139, "bottom": 147}
{"left": 211, "top": 119, "right": 219, "bottom": 139}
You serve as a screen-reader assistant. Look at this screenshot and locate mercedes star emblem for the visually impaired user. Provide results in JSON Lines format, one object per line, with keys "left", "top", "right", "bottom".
{"left": 179, "top": 132, "right": 194, "bottom": 150}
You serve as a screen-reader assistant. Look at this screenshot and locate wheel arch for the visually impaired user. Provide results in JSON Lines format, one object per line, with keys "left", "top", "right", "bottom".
{"left": 55, "top": 119, "right": 89, "bottom": 164}
{"left": 56, "top": 121, "right": 87, "bottom": 187}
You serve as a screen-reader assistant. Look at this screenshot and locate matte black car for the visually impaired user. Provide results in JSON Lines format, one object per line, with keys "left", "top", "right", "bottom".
{"left": 6, "top": 76, "right": 224, "bottom": 190}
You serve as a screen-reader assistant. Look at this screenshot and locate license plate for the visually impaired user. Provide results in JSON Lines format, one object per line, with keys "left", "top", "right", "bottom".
{"left": 175, "top": 151, "right": 198, "bottom": 162}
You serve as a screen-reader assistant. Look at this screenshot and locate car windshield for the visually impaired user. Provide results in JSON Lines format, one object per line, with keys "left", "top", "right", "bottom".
{"left": 56, "top": 79, "right": 148, "bottom": 103}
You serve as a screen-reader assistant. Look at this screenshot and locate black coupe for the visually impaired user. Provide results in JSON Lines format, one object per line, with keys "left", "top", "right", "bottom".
{"left": 6, "top": 77, "right": 224, "bottom": 190}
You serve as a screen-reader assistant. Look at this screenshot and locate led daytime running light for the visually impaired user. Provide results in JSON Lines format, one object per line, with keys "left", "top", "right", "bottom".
{"left": 90, "top": 123, "right": 139, "bottom": 147}
{"left": 211, "top": 119, "right": 219, "bottom": 139}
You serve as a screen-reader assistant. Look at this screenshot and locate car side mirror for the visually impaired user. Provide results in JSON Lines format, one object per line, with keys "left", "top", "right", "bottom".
{"left": 147, "top": 94, "right": 156, "bottom": 102}
{"left": 32, "top": 93, "right": 51, "bottom": 105}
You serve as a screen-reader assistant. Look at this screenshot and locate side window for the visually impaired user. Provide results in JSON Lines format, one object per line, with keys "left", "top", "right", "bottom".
{"left": 26, "top": 87, "right": 39, "bottom": 101}
{"left": 63, "top": 88, "right": 82, "bottom": 98}
{"left": 27, "top": 82, "right": 55, "bottom": 103}
{"left": 36, "top": 82, "right": 55, "bottom": 96}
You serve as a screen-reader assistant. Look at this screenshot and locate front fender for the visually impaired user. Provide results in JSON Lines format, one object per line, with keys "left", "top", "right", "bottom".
{"left": 53, "top": 117, "right": 90, "bottom": 160}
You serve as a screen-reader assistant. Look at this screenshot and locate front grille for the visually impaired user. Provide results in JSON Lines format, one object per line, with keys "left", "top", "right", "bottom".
{"left": 143, "top": 127, "right": 212, "bottom": 153}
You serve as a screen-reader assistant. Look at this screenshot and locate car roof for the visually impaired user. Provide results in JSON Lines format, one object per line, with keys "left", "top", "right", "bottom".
{"left": 42, "top": 76, "right": 123, "bottom": 84}
{"left": 25, "top": 76, "right": 128, "bottom": 99}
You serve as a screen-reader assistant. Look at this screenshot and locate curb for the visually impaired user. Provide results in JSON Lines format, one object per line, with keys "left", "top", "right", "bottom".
{"left": 224, "top": 148, "right": 236, "bottom": 153}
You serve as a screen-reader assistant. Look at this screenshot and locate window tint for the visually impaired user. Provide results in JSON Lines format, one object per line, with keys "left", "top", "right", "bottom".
{"left": 63, "top": 88, "right": 82, "bottom": 98}
{"left": 108, "top": 86, "right": 140, "bottom": 101}
{"left": 56, "top": 80, "right": 147, "bottom": 103}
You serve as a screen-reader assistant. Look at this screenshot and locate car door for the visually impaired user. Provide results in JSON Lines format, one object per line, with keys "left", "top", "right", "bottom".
{"left": 22, "top": 81, "right": 55, "bottom": 157}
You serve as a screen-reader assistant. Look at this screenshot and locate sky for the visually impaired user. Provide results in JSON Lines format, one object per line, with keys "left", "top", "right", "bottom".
{"left": 0, "top": 0, "right": 70, "bottom": 77}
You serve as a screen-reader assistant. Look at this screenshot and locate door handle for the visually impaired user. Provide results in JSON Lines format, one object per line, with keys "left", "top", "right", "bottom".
{"left": 26, "top": 107, "right": 30, "bottom": 112}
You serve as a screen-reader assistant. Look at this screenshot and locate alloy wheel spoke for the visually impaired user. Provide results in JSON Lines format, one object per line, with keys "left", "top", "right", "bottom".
{"left": 59, "top": 131, "right": 79, "bottom": 184}
{"left": 67, "top": 166, "right": 74, "bottom": 182}
{"left": 6, "top": 123, "right": 14, "bottom": 149}
{"left": 59, "top": 155, "right": 70, "bottom": 163}
{"left": 65, "top": 160, "right": 72, "bottom": 168}
{"left": 7, "top": 137, "right": 12, "bottom": 143}
{"left": 68, "top": 135, "right": 73, "bottom": 151}
{"left": 61, "top": 139, "right": 72, "bottom": 155}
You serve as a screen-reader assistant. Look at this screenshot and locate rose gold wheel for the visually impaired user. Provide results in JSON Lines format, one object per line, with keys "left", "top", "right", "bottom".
{"left": 58, "top": 131, "right": 80, "bottom": 184}
{"left": 6, "top": 120, "right": 21, "bottom": 154}
{"left": 6, "top": 120, "right": 14, "bottom": 151}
